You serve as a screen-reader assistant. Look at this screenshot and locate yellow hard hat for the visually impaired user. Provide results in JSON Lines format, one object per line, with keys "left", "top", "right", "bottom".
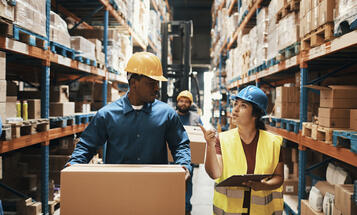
{"left": 177, "top": 90, "right": 193, "bottom": 103}
{"left": 125, "top": 52, "right": 168, "bottom": 82}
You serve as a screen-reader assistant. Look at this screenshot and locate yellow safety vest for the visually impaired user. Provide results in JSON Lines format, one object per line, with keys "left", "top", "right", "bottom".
{"left": 213, "top": 128, "right": 284, "bottom": 215}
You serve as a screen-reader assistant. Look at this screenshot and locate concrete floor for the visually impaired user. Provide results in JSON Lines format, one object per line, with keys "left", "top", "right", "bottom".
{"left": 190, "top": 164, "right": 215, "bottom": 215}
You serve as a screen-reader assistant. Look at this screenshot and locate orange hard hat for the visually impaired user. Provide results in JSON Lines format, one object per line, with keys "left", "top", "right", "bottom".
{"left": 125, "top": 52, "right": 167, "bottom": 82}
{"left": 177, "top": 90, "right": 193, "bottom": 103}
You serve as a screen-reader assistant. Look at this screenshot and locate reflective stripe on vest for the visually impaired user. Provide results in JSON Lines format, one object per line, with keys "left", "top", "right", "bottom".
{"left": 251, "top": 192, "right": 283, "bottom": 205}
{"left": 215, "top": 184, "right": 245, "bottom": 199}
{"left": 213, "top": 205, "right": 243, "bottom": 215}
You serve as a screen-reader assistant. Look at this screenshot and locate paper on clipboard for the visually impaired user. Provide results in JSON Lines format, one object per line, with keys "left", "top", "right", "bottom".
{"left": 216, "top": 174, "right": 273, "bottom": 187}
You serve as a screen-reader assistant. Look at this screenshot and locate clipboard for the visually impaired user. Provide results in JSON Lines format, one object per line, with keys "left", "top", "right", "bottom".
{"left": 216, "top": 174, "right": 273, "bottom": 187}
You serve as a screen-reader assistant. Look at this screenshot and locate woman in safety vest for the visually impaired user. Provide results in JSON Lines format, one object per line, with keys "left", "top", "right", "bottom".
{"left": 200, "top": 85, "right": 284, "bottom": 215}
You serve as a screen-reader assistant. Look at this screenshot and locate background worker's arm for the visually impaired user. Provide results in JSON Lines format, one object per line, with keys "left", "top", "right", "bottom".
{"left": 167, "top": 112, "right": 192, "bottom": 177}
{"left": 200, "top": 125, "right": 223, "bottom": 179}
{"left": 67, "top": 111, "right": 108, "bottom": 166}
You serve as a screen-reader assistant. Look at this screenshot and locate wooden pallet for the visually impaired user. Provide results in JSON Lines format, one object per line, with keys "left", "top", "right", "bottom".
{"left": 277, "top": 42, "right": 300, "bottom": 61}
{"left": 97, "top": 61, "right": 105, "bottom": 70}
{"left": 49, "top": 200, "right": 60, "bottom": 215}
{"left": 276, "top": 0, "right": 300, "bottom": 23}
{"left": 0, "top": 123, "right": 12, "bottom": 140}
{"left": 0, "top": 17, "right": 13, "bottom": 37}
{"left": 50, "top": 116, "right": 75, "bottom": 129}
{"left": 13, "top": 25, "right": 48, "bottom": 50}
{"left": 333, "top": 130, "right": 357, "bottom": 153}
{"left": 50, "top": 41, "right": 77, "bottom": 60}
{"left": 316, "top": 125, "right": 334, "bottom": 144}
{"left": 301, "top": 23, "right": 334, "bottom": 51}
{"left": 5, "top": 119, "right": 49, "bottom": 139}
{"left": 302, "top": 122, "right": 337, "bottom": 144}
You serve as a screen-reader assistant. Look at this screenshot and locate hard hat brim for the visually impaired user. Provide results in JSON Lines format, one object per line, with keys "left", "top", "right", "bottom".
{"left": 147, "top": 75, "right": 168, "bottom": 82}
{"left": 230, "top": 95, "right": 267, "bottom": 115}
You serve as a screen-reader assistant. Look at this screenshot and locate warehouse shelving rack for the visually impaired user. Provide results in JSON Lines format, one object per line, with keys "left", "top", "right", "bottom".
{"left": 0, "top": 0, "right": 171, "bottom": 214}
{"left": 210, "top": 0, "right": 357, "bottom": 214}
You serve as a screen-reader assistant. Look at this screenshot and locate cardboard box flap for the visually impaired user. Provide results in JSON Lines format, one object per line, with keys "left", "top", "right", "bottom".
{"left": 304, "top": 85, "right": 331, "bottom": 91}
{"left": 62, "top": 164, "right": 185, "bottom": 173}
{"left": 305, "top": 85, "right": 357, "bottom": 91}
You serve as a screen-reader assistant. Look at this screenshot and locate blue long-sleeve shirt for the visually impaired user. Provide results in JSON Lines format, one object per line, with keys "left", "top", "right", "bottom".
{"left": 68, "top": 93, "right": 192, "bottom": 171}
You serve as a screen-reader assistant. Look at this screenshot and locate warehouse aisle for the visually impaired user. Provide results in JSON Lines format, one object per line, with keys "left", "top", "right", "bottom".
{"left": 191, "top": 164, "right": 215, "bottom": 215}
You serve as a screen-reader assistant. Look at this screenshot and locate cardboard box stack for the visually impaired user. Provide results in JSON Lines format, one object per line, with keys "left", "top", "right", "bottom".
{"left": 149, "top": 10, "right": 162, "bottom": 56}
{"left": 307, "top": 85, "right": 357, "bottom": 128}
{"left": 277, "top": 13, "right": 300, "bottom": 51}
{"left": 300, "top": 0, "right": 335, "bottom": 38}
{"left": 334, "top": 0, "right": 357, "bottom": 34}
{"left": 70, "top": 36, "right": 96, "bottom": 61}
{"left": 61, "top": 164, "right": 185, "bottom": 215}
{"left": 15, "top": 0, "right": 47, "bottom": 37}
{"left": 50, "top": 11, "right": 71, "bottom": 48}
{"left": 0, "top": 0, "right": 15, "bottom": 21}
{"left": 274, "top": 86, "right": 300, "bottom": 119}
{"left": 89, "top": 39, "right": 105, "bottom": 65}
{"left": 131, "top": 0, "right": 149, "bottom": 47}
{"left": 350, "top": 109, "right": 357, "bottom": 130}
{"left": 50, "top": 85, "right": 75, "bottom": 117}
{"left": 256, "top": 8, "right": 268, "bottom": 67}
{"left": 267, "top": 0, "right": 279, "bottom": 61}
{"left": 334, "top": 184, "right": 357, "bottom": 215}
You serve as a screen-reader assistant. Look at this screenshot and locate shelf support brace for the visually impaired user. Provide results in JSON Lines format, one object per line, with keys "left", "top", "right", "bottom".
{"left": 69, "top": 5, "right": 104, "bottom": 32}
{"left": 306, "top": 61, "right": 356, "bottom": 85}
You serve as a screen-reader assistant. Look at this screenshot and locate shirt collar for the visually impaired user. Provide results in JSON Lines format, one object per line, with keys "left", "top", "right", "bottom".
{"left": 122, "top": 92, "right": 152, "bottom": 115}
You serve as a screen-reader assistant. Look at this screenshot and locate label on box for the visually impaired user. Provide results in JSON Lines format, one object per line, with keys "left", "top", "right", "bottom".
{"left": 285, "top": 185, "right": 295, "bottom": 193}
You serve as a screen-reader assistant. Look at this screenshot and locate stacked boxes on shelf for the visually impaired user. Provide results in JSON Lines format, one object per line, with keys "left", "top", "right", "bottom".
{"left": 14, "top": 0, "right": 47, "bottom": 37}
{"left": 89, "top": 39, "right": 105, "bottom": 66}
{"left": 334, "top": 0, "right": 357, "bottom": 35}
{"left": 131, "top": 0, "right": 149, "bottom": 47}
{"left": 50, "top": 11, "right": 71, "bottom": 48}
{"left": 267, "top": 0, "right": 279, "bottom": 61}
{"left": 277, "top": 13, "right": 300, "bottom": 53}
{"left": 307, "top": 85, "right": 357, "bottom": 128}
{"left": 256, "top": 8, "right": 269, "bottom": 67}
{"left": 274, "top": 86, "right": 300, "bottom": 119}
{"left": 70, "top": 36, "right": 96, "bottom": 61}
{"left": 0, "top": 0, "right": 15, "bottom": 21}
{"left": 50, "top": 85, "right": 75, "bottom": 117}
{"left": 149, "top": 9, "right": 162, "bottom": 55}
{"left": 283, "top": 148, "right": 299, "bottom": 195}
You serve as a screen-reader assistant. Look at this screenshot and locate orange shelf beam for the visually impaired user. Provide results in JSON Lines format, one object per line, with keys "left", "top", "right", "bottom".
{"left": 227, "top": 0, "right": 263, "bottom": 50}
{"left": 266, "top": 125, "right": 301, "bottom": 143}
{"left": 0, "top": 124, "right": 88, "bottom": 154}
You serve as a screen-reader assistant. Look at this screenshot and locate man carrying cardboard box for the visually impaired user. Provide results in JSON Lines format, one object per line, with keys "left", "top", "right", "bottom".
{"left": 67, "top": 52, "right": 191, "bottom": 179}
{"left": 176, "top": 90, "right": 202, "bottom": 215}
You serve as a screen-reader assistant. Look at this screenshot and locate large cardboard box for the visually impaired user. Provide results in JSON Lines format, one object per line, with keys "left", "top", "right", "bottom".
{"left": 350, "top": 109, "right": 357, "bottom": 130}
{"left": 51, "top": 85, "right": 69, "bottom": 103}
{"left": 283, "top": 177, "right": 299, "bottom": 195}
{"left": 334, "top": 184, "right": 357, "bottom": 215}
{"left": 315, "top": 181, "right": 335, "bottom": 196}
{"left": 318, "top": 108, "right": 350, "bottom": 128}
{"left": 70, "top": 36, "right": 95, "bottom": 60}
{"left": 89, "top": 39, "right": 103, "bottom": 61}
{"left": 5, "top": 100, "right": 16, "bottom": 119}
{"left": 276, "top": 87, "right": 300, "bottom": 103}
{"left": 275, "top": 102, "right": 300, "bottom": 119}
{"left": 0, "top": 51, "right": 5, "bottom": 80}
{"left": 301, "top": 199, "right": 324, "bottom": 215}
{"left": 75, "top": 101, "right": 91, "bottom": 113}
{"left": 168, "top": 126, "right": 206, "bottom": 164}
{"left": 0, "top": 1, "right": 14, "bottom": 21}
{"left": 306, "top": 85, "right": 357, "bottom": 108}
{"left": 15, "top": 0, "right": 47, "bottom": 37}
{"left": 311, "top": 6, "right": 319, "bottom": 31}
{"left": 318, "top": 0, "right": 335, "bottom": 27}
{"left": 61, "top": 164, "right": 185, "bottom": 215}
{"left": 50, "top": 102, "right": 75, "bottom": 117}
{"left": 0, "top": 80, "right": 6, "bottom": 102}
{"left": 28, "top": 99, "right": 41, "bottom": 119}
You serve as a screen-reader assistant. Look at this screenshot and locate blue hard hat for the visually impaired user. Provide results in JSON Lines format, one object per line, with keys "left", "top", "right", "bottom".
{"left": 231, "top": 85, "right": 268, "bottom": 114}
